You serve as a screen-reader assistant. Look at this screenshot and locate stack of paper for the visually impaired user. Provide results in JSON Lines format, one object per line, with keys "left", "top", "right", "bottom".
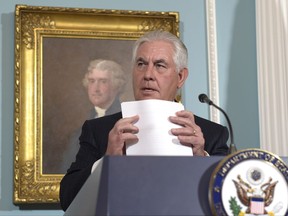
{"left": 121, "top": 99, "right": 193, "bottom": 156}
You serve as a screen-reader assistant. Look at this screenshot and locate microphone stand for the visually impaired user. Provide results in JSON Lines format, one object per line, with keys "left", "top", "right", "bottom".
{"left": 198, "top": 94, "right": 237, "bottom": 154}
{"left": 210, "top": 103, "right": 237, "bottom": 154}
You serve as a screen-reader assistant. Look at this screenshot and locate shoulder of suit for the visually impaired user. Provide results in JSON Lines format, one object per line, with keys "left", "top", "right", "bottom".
{"left": 87, "top": 112, "right": 122, "bottom": 124}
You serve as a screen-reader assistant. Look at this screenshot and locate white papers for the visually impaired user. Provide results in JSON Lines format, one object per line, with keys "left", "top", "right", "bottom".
{"left": 121, "top": 99, "right": 193, "bottom": 156}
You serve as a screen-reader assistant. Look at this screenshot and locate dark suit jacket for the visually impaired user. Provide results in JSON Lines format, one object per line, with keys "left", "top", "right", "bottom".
{"left": 59, "top": 98, "right": 122, "bottom": 173}
{"left": 60, "top": 112, "right": 229, "bottom": 211}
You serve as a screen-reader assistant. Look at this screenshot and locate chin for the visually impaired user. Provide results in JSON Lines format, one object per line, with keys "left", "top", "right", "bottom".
{"left": 137, "top": 96, "right": 160, "bottom": 101}
{"left": 135, "top": 91, "right": 162, "bottom": 100}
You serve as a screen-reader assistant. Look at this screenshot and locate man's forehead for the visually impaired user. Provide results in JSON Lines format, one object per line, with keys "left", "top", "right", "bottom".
{"left": 136, "top": 41, "right": 173, "bottom": 59}
{"left": 88, "top": 70, "right": 111, "bottom": 78}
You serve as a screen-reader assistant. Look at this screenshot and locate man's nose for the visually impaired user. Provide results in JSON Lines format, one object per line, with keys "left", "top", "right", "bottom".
{"left": 92, "top": 81, "right": 100, "bottom": 90}
{"left": 144, "top": 64, "right": 155, "bottom": 80}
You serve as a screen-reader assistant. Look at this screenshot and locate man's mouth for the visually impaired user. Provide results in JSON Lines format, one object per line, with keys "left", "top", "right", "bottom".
{"left": 141, "top": 87, "right": 159, "bottom": 94}
{"left": 92, "top": 93, "right": 102, "bottom": 97}
{"left": 143, "top": 87, "right": 155, "bottom": 91}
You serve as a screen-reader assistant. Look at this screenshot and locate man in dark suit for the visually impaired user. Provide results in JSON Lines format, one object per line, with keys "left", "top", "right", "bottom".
{"left": 60, "top": 30, "right": 229, "bottom": 211}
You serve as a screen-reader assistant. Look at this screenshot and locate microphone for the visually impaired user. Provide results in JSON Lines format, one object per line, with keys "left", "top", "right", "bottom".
{"left": 198, "top": 93, "right": 237, "bottom": 154}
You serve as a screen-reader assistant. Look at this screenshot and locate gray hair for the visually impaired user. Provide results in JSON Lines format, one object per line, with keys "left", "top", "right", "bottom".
{"left": 132, "top": 30, "right": 188, "bottom": 73}
{"left": 83, "top": 59, "right": 127, "bottom": 94}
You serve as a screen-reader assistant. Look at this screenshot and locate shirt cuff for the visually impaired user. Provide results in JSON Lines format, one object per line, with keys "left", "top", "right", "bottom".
{"left": 91, "top": 157, "right": 103, "bottom": 173}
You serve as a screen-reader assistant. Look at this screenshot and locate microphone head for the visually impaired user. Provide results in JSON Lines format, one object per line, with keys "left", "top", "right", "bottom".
{"left": 198, "top": 93, "right": 213, "bottom": 105}
{"left": 198, "top": 93, "right": 208, "bottom": 103}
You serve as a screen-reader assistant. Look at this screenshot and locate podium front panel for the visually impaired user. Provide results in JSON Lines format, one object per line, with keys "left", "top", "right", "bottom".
{"left": 96, "top": 156, "right": 221, "bottom": 215}
{"left": 65, "top": 156, "right": 288, "bottom": 216}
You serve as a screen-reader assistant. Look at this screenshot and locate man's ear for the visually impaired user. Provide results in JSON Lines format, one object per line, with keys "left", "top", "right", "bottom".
{"left": 177, "top": 68, "right": 188, "bottom": 89}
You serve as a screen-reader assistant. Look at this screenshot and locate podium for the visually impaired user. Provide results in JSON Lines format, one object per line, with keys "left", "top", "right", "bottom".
{"left": 63, "top": 154, "right": 288, "bottom": 216}
{"left": 64, "top": 156, "right": 226, "bottom": 216}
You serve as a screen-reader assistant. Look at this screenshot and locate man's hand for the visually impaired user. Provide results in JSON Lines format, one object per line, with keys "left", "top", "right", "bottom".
{"left": 170, "top": 110, "right": 206, "bottom": 156}
{"left": 105, "top": 115, "right": 139, "bottom": 155}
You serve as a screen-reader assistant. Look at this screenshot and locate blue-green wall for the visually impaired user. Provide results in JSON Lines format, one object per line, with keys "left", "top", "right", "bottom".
{"left": 216, "top": 0, "right": 259, "bottom": 150}
{"left": 0, "top": 0, "right": 258, "bottom": 215}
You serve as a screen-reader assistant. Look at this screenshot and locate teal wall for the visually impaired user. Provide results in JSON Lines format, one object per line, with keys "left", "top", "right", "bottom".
{"left": 0, "top": 0, "right": 258, "bottom": 215}
{"left": 216, "top": 0, "right": 259, "bottom": 150}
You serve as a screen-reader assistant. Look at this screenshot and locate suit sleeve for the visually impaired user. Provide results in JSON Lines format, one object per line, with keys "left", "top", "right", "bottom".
{"left": 59, "top": 120, "right": 102, "bottom": 211}
{"left": 205, "top": 125, "right": 229, "bottom": 155}
{"left": 195, "top": 115, "right": 229, "bottom": 156}
{"left": 60, "top": 112, "right": 120, "bottom": 211}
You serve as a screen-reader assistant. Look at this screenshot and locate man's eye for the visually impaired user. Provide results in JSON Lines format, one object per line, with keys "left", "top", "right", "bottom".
{"left": 136, "top": 61, "right": 147, "bottom": 70}
{"left": 155, "top": 63, "right": 168, "bottom": 72}
{"left": 156, "top": 63, "right": 165, "bottom": 68}
{"left": 100, "top": 79, "right": 108, "bottom": 84}
{"left": 137, "top": 61, "right": 144, "bottom": 67}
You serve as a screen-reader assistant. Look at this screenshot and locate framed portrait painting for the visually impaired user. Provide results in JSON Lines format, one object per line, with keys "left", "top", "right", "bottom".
{"left": 13, "top": 4, "right": 179, "bottom": 203}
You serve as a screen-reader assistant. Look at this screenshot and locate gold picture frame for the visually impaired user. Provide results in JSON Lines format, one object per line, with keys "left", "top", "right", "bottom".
{"left": 13, "top": 4, "right": 179, "bottom": 204}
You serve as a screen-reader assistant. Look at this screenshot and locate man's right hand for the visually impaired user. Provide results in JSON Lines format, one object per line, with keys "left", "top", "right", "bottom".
{"left": 105, "top": 115, "right": 139, "bottom": 155}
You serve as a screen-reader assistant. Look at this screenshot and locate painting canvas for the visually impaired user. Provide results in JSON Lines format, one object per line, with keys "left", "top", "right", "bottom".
{"left": 42, "top": 37, "right": 135, "bottom": 174}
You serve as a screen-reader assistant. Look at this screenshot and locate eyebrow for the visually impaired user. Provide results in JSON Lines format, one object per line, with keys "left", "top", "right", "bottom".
{"left": 136, "top": 57, "right": 147, "bottom": 63}
{"left": 136, "top": 57, "right": 167, "bottom": 65}
{"left": 154, "top": 59, "right": 167, "bottom": 64}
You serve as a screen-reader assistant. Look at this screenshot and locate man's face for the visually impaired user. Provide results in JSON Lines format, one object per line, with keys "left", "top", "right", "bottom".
{"left": 132, "top": 40, "right": 187, "bottom": 101}
{"left": 86, "top": 69, "right": 118, "bottom": 109}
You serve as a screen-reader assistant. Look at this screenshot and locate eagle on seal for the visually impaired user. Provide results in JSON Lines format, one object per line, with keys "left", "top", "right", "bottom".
{"left": 232, "top": 175, "right": 278, "bottom": 214}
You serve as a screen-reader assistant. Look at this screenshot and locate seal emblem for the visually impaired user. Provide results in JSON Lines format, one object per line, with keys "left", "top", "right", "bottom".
{"left": 209, "top": 149, "right": 288, "bottom": 216}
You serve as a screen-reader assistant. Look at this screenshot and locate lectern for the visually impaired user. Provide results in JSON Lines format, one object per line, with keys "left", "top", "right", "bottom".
{"left": 64, "top": 156, "right": 224, "bottom": 216}
{"left": 64, "top": 155, "right": 288, "bottom": 215}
